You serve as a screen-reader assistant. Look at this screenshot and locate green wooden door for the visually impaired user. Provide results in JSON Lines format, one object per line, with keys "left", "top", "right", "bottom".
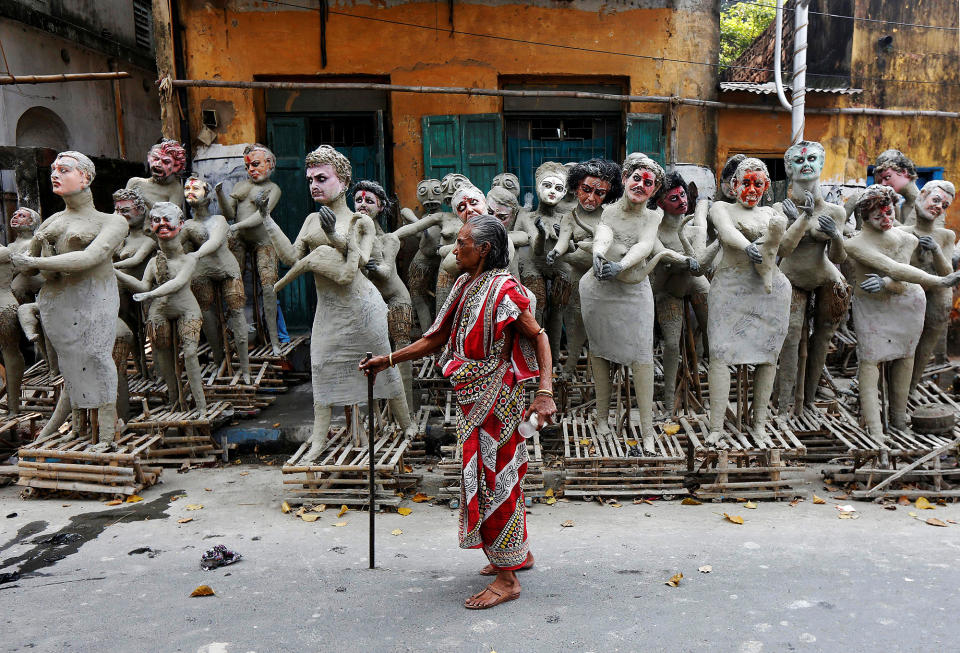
{"left": 422, "top": 114, "right": 504, "bottom": 191}
{"left": 625, "top": 113, "right": 665, "bottom": 166}
{"left": 460, "top": 114, "right": 503, "bottom": 192}
{"left": 267, "top": 116, "right": 315, "bottom": 330}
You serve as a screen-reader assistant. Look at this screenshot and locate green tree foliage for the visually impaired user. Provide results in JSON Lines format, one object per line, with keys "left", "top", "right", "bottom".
{"left": 720, "top": 1, "right": 776, "bottom": 67}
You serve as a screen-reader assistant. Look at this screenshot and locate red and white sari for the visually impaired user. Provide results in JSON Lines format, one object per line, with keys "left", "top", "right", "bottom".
{"left": 425, "top": 268, "right": 538, "bottom": 570}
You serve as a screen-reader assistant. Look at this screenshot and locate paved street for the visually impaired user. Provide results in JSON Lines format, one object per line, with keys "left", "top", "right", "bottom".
{"left": 2, "top": 462, "right": 959, "bottom": 653}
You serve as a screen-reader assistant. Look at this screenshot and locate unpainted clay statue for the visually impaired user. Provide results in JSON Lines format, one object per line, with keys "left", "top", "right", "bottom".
{"left": 652, "top": 172, "right": 710, "bottom": 413}
{"left": 490, "top": 172, "right": 521, "bottom": 201}
{"left": 485, "top": 186, "right": 528, "bottom": 277}
{"left": 705, "top": 158, "right": 812, "bottom": 448}
{"left": 112, "top": 187, "right": 156, "bottom": 376}
{"left": 115, "top": 202, "right": 206, "bottom": 413}
{"left": 0, "top": 244, "right": 24, "bottom": 415}
{"left": 355, "top": 180, "right": 416, "bottom": 413}
{"left": 717, "top": 154, "right": 747, "bottom": 204}
{"left": 557, "top": 162, "right": 580, "bottom": 215}
{"left": 13, "top": 152, "right": 128, "bottom": 447}
{"left": 546, "top": 158, "right": 623, "bottom": 377}
{"left": 9, "top": 207, "right": 42, "bottom": 304}
{"left": 581, "top": 154, "right": 694, "bottom": 454}
{"left": 433, "top": 173, "right": 473, "bottom": 310}
{"left": 263, "top": 145, "right": 410, "bottom": 461}
{"left": 846, "top": 185, "right": 960, "bottom": 441}
{"left": 182, "top": 174, "right": 252, "bottom": 384}
{"left": 398, "top": 178, "right": 446, "bottom": 332}
{"left": 216, "top": 143, "right": 282, "bottom": 355}
{"left": 126, "top": 139, "right": 186, "bottom": 209}
{"left": 898, "top": 181, "right": 956, "bottom": 395}
{"left": 516, "top": 161, "right": 568, "bottom": 357}
{"left": 773, "top": 141, "right": 849, "bottom": 413}
{"left": 875, "top": 149, "right": 920, "bottom": 226}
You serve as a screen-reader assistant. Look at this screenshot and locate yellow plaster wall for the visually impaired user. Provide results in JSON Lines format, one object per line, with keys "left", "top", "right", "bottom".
{"left": 175, "top": 0, "right": 718, "bottom": 204}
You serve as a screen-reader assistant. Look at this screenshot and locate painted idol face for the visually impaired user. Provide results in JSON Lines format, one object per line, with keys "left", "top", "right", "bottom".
{"left": 787, "top": 145, "right": 824, "bottom": 182}
{"left": 623, "top": 168, "right": 658, "bottom": 204}
{"left": 150, "top": 205, "right": 184, "bottom": 240}
{"left": 537, "top": 175, "right": 565, "bottom": 206}
{"left": 306, "top": 163, "right": 344, "bottom": 204}
{"left": 576, "top": 176, "right": 611, "bottom": 212}
{"left": 734, "top": 170, "right": 769, "bottom": 208}
{"left": 50, "top": 156, "right": 88, "bottom": 196}
{"left": 658, "top": 185, "right": 688, "bottom": 215}
{"left": 866, "top": 199, "right": 896, "bottom": 231}
{"left": 918, "top": 187, "right": 952, "bottom": 222}
{"left": 354, "top": 189, "right": 383, "bottom": 220}
{"left": 877, "top": 167, "right": 912, "bottom": 193}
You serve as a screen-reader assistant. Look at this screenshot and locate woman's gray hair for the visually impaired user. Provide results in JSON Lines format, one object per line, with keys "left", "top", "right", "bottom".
{"left": 466, "top": 214, "right": 510, "bottom": 270}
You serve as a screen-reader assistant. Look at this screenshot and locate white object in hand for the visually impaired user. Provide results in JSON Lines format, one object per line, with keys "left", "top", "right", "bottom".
{"left": 518, "top": 412, "right": 539, "bottom": 439}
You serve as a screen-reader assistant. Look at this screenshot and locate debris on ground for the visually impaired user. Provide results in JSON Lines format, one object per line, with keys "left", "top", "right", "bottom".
{"left": 200, "top": 544, "right": 242, "bottom": 570}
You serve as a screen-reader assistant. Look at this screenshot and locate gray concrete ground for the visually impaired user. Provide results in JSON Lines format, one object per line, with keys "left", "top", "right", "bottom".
{"left": 2, "top": 459, "right": 959, "bottom": 653}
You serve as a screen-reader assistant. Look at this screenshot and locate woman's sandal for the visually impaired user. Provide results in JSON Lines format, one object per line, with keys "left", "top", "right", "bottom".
{"left": 479, "top": 552, "right": 534, "bottom": 576}
{"left": 464, "top": 584, "right": 521, "bottom": 610}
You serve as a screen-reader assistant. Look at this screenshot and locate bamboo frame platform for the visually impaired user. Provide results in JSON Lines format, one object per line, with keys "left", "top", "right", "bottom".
{"left": 125, "top": 401, "right": 233, "bottom": 466}
{"left": 17, "top": 429, "right": 162, "bottom": 498}
{"left": 17, "top": 361, "right": 62, "bottom": 415}
{"left": 689, "top": 448, "right": 801, "bottom": 500}
{"left": 0, "top": 411, "right": 43, "bottom": 460}
{"left": 281, "top": 424, "right": 416, "bottom": 506}
{"left": 560, "top": 412, "right": 687, "bottom": 498}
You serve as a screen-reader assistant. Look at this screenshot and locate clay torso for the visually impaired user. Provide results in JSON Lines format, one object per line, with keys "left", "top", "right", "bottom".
{"left": 126, "top": 177, "right": 184, "bottom": 210}
{"left": 182, "top": 216, "right": 242, "bottom": 280}
{"left": 115, "top": 231, "right": 155, "bottom": 280}
{"left": 775, "top": 199, "right": 846, "bottom": 290}
{"left": 231, "top": 180, "right": 280, "bottom": 245}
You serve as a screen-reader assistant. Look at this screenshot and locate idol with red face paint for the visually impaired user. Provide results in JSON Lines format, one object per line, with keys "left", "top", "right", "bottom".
{"left": 898, "top": 180, "right": 957, "bottom": 396}
{"left": 653, "top": 171, "right": 711, "bottom": 413}
{"left": 215, "top": 143, "right": 283, "bottom": 354}
{"left": 705, "top": 157, "right": 813, "bottom": 450}
{"left": 874, "top": 149, "right": 919, "bottom": 225}
{"left": 773, "top": 140, "right": 849, "bottom": 415}
{"left": 846, "top": 184, "right": 960, "bottom": 442}
{"left": 125, "top": 139, "right": 186, "bottom": 210}
{"left": 579, "top": 153, "right": 693, "bottom": 454}
{"left": 114, "top": 201, "right": 207, "bottom": 414}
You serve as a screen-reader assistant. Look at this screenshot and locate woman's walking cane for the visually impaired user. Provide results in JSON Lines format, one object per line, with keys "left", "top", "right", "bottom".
{"left": 363, "top": 352, "right": 376, "bottom": 569}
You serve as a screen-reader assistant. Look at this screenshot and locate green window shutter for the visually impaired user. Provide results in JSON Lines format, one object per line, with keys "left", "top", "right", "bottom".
{"left": 460, "top": 113, "right": 503, "bottom": 192}
{"left": 625, "top": 113, "right": 665, "bottom": 166}
{"left": 422, "top": 115, "right": 460, "bottom": 179}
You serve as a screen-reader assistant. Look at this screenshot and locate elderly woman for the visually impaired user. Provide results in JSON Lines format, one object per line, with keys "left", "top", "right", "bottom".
{"left": 705, "top": 158, "right": 813, "bottom": 448}
{"left": 361, "top": 212, "right": 556, "bottom": 611}
{"left": 581, "top": 153, "right": 696, "bottom": 454}
{"left": 261, "top": 145, "right": 411, "bottom": 461}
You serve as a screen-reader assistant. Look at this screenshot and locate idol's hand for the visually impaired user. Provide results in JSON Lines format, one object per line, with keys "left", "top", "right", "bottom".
{"left": 861, "top": 273, "right": 886, "bottom": 293}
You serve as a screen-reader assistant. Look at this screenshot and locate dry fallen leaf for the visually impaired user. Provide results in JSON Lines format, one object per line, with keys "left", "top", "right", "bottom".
{"left": 812, "top": 495, "right": 826, "bottom": 505}
{"left": 926, "top": 518, "right": 948, "bottom": 527}
{"left": 337, "top": 505, "right": 349, "bottom": 518}
{"left": 177, "top": 517, "right": 193, "bottom": 524}
{"left": 411, "top": 493, "right": 434, "bottom": 503}
{"left": 665, "top": 572, "right": 683, "bottom": 587}
{"left": 301, "top": 514, "right": 320, "bottom": 522}
{"left": 545, "top": 497, "right": 557, "bottom": 505}
{"left": 560, "top": 519, "right": 575, "bottom": 528}
{"left": 663, "top": 423, "right": 680, "bottom": 436}
{"left": 126, "top": 495, "right": 143, "bottom": 503}
{"left": 609, "top": 502, "right": 622, "bottom": 508}
{"left": 391, "top": 528, "right": 403, "bottom": 536}
{"left": 295, "top": 507, "right": 306, "bottom": 518}
{"left": 281, "top": 501, "right": 292, "bottom": 514}
{"left": 743, "top": 502, "right": 758, "bottom": 510}
{"left": 333, "top": 521, "right": 348, "bottom": 527}
{"left": 190, "top": 585, "right": 215, "bottom": 597}
{"left": 681, "top": 497, "right": 702, "bottom": 506}
{"left": 273, "top": 422, "right": 280, "bottom": 428}
{"left": 104, "top": 499, "right": 122, "bottom": 506}
{"left": 204, "top": 488, "right": 212, "bottom": 492}
{"left": 185, "top": 504, "right": 203, "bottom": 511}
{"left": 723, "top": 513, "right": 744, "bottom": 525}
{"left": 897, "top": 495, "right": 911, "bottom": 506}
{"left": 916, "top": 497, "right": 934, "bottom": 510}
{"left": 312, "top": 504, "right": 327, "bottom": 513}
{"left": 838, "top": 512, "right": 856, "bottom": 519}
{"left": 397, "top": 507, "right": 412, "bottom": 516}
{"left": 789, "top": 498, "right": 804, "bottom": 507}
{"left": 545, "top": 488, "right": 554, "bottom": 498}
{"left": 239, "top": 472, "right": 249, "bottom": 476}
{"left": 908, "top": 511, "right": 918, "bottom": 517}
{"left": 626, "top": 439, "right": 638, "bottom": 447}
{"left": 698, "top": 565, "right": 712, "bottom": 573}
{"left": 579, "top": 438, "right": 590, "bottom": 446}
{"left": 403, "top": 464, "right": 413, "bottom": 473}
